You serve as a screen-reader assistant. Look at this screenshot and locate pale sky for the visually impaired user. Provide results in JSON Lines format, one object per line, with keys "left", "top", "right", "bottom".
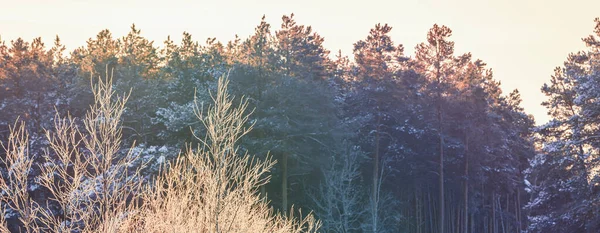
{"left": 1, "top": 0, "right": 599, "bottom": 124}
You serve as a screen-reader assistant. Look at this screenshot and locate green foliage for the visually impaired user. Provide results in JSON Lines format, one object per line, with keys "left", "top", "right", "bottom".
{"left": 0, "top": 14, "right": 547, "bottom": 233}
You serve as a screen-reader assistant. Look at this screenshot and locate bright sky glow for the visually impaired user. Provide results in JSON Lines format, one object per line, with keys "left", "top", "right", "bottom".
{"left": 2, "top": 0, "right": 600, "bottom": 124}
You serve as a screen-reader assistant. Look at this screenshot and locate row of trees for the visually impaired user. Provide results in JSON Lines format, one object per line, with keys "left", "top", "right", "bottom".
{"left": 340, "top": 23, "right": 534, "bottom": 233}
{"left": 9, "top": 13, "right": 596, "bottom": 232}
{"left": 526, "top": 18, "right": 600, "bottom": 233}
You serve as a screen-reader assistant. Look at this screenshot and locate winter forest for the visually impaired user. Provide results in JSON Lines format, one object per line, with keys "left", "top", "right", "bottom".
{"left": 1, "top": 11, "right": 600, "bottom": 233}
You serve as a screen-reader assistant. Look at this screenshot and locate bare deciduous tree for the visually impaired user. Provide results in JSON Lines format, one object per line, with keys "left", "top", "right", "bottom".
{"left": 0, "top": 70, "right": 320, "bottom": 233}
{"left": 310, "top": 143, "right": 365, "bottom": 233}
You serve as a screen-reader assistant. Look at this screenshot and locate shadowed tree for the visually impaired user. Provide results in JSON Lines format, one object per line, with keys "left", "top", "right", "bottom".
{"left": 414, "top": 24, "right": 455, "bottom": 233}
{"left": 346, "top": 23, "right": 408, "bottom": 232}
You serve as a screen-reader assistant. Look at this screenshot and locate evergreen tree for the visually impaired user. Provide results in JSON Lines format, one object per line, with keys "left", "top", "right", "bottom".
{"left": 153, "top": 32, "right": 228, "bottom": 145}
{"left": 71, "top": 29, "right": 120, "bottom": 77}
{"left": 275, "top": 13, "right": 332, "bottom": 80}
{"left": 346, "top": 23, "right": 408, "bottom": 232}
{"left": 115, "top": 24, "right": 163, "bottom": 144}
{"left": 0, "top": 38, "right": 59, "bottom": 137}
{"left": 414, "top": 24, "right": 456, "bottom": 233}
{"left": 528, "top": 18, "right": 600, "bottom": 233}
{"left": 352, "top": 23, "right": 404, "bottom": 82}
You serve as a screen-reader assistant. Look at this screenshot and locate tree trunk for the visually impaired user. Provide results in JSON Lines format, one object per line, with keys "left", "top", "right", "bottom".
{"left": 416, "top": 187, "right": 422, "bottom": 233}
{"left": 449, "top": 204, "right": 454, "bottom": 233}
{"left": 428, "top": 191, "right": 434, "bottom": 233}
{"left": 438, "top": 103, "right": 445, "bottom": 233}
{"left": 374, "top": 115, "right": 380, "bottom": 201}
{"left": 517, "top": 189, "right": 522, "bottom": 232}
{"left": 499, "top": 196, "right": 505, "bottom": 233}
{"left": 470, "top": 209, "right": 475, "bottom": 233}
{"left": 371, "top": 114, "right": 381, "bottom": 232}
{"left": 464, "top": 136, "right": 469, "bottom": 233}
{"left": 282, "top": 152, "right": 288, "bottom": 214}
{"left": 492, "top": 191, "right": 496, "bottom": 233}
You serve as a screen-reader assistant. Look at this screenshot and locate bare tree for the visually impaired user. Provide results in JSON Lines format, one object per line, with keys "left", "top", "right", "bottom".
{"left": 0, "top": 70, "right": 320, "bottom": 232}
{"left": 363, "top": 156, "right": 399, "bottom": 233}
{"left": 36, "top": 69, "right": 145, "bottom": 232}
{"left": 310, "top": 143, "right": 366, "bottom": 233}
{"left": 134, "top": 75, "right": 321, "bottom": 232}
{"left": 0, "top": 121, "right": 40, "bottom": 233}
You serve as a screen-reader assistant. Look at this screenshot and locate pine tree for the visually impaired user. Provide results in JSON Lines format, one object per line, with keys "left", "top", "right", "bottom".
{"left": 0, "top": 38, "right": 58, "bottom": 136}
{"left": 346, "top": 23, "right": 408, "bottom": 232}
{"left": 275, "top": 13, "right": 332, "bottom": 80}
{"left": 528, "top": 18, "right": 600, "bottom": 233}
{"left": 119, "top": 24, "right": 159, "bottom": 79}
{"left": 352, "top": 23, "right": 404, "bottom": 82}
{"left": 114, "top": 24, "right": 163, "bottom": 144}
{"left": 71, "top": 29, "right": 119, "bottom": 77}
{"left": 152, "top": 32, "right": 228, "bottom": 145}
{"left": 414, "top": 24, "right": 455, "bottom": 233}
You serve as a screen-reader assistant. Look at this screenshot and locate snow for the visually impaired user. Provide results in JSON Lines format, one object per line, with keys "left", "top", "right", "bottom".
{"left": 28, "top": 183, "right": 40, "bottom": 192}
{"left": 158, "top": 146, "right": 168, "bottom": 153}
{"left": 157, "top": 155, "right": 165, "bottom": 164}
{"left": 524, "top": 178, "right": 532, "bottom": 188}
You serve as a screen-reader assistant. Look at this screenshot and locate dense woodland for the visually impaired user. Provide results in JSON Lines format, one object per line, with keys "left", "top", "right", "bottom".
{"left": 1, "top": 14, "right": 600, "bottom": 233}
